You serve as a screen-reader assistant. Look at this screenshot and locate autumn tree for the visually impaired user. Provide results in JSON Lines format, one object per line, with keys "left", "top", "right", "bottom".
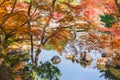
{"left": 1, "top": 0, "right": 120, "bottom": 79}
{"left": 0, "top": 0, "right": 76, "bottom": 79}
{"left": 0, "top": 0, "right": 39, "bottom": 79}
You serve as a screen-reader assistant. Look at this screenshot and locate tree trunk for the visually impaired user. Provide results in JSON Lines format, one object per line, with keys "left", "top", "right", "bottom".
{"left": 34, "top": 45, "right": 42, "bottom": 66}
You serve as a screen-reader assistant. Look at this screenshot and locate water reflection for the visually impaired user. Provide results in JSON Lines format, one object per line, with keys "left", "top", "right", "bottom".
{"left": 65, "top": 51, "right": 93, "bottom": 65}
{"left": 38, "top": 50, "right": 106, "bottom": 80}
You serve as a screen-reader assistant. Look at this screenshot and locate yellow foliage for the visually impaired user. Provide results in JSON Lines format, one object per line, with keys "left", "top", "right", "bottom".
{"left": 12, "top": 62, "right": 25, "bottom": 72}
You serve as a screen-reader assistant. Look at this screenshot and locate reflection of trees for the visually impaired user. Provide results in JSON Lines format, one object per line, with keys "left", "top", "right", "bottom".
{"left": 100, "top": 67, "right": 120, "bottom": 80}
{"left": 64, "top": 39, "right": 93, "bottom": 67}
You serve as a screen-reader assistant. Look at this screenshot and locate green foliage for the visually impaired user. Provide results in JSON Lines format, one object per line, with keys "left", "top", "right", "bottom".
{"left": 0, "top": 51, "right": 30, "bottom": 80}
{"left": 100, "top": 15, "right": 115, "bottom": 28}
{"left": 7, "top": 52, "right": 30, "bottom": 67}
{"left": 57, "top": 0, "right": 79, "bottom": 4}
{"left": 44, "top": 40, "right": 67, "bottom": 50}
{"left": 19, "top": 0, "right": 30, "bottom": 2}
{"left": 7, "top": 38, "right": 14, "bottom": 45}
{"left": 42, "top": 78, "right": 47, "bottom": 80}
{"left": 38, "top": 61, "right": 62, "bottom": 80}
{"left": 23, "top": 61, "right": 62, "bottom": 80}
{"left": 57, "top": 0, "right": 70, "bottom": 2}
{"left": 44, "top": 43, "right": 56, "bottom": 50}
{"left": 22, "top": 64, "right": 38, "bottom": 80}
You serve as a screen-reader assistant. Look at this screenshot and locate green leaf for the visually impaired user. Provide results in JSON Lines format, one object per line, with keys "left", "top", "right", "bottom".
{"left": 19, "top": 0, "right": 30, "bottom": 2}
{"left": 42, "top": 78, "right": 47, "bottom": 80}
{"left": 100, "top": 15, "right": 115, "bottom": 28}
{"left": 58, "top": 73, "right": 62, "bottom": 76}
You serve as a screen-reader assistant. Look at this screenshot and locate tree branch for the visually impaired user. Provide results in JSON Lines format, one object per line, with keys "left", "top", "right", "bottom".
{"left": 52, "top": 0, "right": 56, "bottom": 12}
{"left": 27, "top": 0, "right": 34, "bottom": 64}
{"left": 42, "top": 29, "right": 59, "bottom": 45}
{"left": 0, "top": 0, "right": 17, "bottom": 28}
{"left": 20, "top": 8, "right": 38, "bottom": 27}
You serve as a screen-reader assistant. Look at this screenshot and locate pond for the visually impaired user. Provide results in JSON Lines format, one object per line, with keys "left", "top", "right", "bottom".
{"left": 38, "top": 50, "right": 106, "bottom": 80}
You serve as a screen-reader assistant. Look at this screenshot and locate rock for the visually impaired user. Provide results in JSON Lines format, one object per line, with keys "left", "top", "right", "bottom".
{"left": 71, "top": 55, "right": 76, "bottom": 63}
{"left": 97, "top": 64, "right": 107, "bottom": 71}
{"left": 80, "top": 51, "right": 93, "bottom": 62}
{"left": 102, "top": 53, "right": 113, "bottom": 57}
{"left": 97, "top": 62, "right": 106, "bottom": 66}
{"left": 51, "top": 55, "right": 61, "bottom": 64}
{"left": 65, "top": 54, "right": 74, "bottom": 60}
{"left": 108, "top": 67, "right": 120, "bottom": 79}
{"left": 65, "top": 54, "right": 76, "bottom": 63}
{"left": 79, "top": 60, "right": 92, "bottom": 68}
{"left": 102, "top": 53, "right": 107, "bottom": 57}
{"left": 97, "top": 57, "right": 111, "bottom": 67}
{"left": 85, "top": 54, "right": 93, "bottom": 62}
{"left": 97, "top": 57, "right": 109, "bottom": 62}
{"left": 76, "top": 58, "right": 80, "bottom": 63}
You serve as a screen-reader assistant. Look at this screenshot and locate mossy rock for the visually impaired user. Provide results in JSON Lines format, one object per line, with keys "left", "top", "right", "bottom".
{"left": 108, "top": 67, "right": 120, "bottom": 80}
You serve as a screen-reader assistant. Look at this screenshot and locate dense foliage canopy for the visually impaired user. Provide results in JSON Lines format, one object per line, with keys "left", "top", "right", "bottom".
{"left": 0, "top": 0, "right": 120, "bottom": 80}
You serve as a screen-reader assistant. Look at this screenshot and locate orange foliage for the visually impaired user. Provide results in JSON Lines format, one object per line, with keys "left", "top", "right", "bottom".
{"left": 99, "top": 22, "right": 120, "bottom": 39}
{"left": 111, "top": 39, "right": 120, "bottom": 48}
{"left": 63, "top": 0, "right": 118, "bottom": 22}
{"left": 6, "top": 2, "right": 28, "bottom": 13}
{"left": 0, "top": 1, "right": 40, "bottom": 39}
{"left": 14, "top": 75, "right": 22, "bottom": 80}
{"left": 12, "top": 62, "right": 25, "bottom": 72}
{"left": 30, "top": 27, "right": 42, "bottom": 37}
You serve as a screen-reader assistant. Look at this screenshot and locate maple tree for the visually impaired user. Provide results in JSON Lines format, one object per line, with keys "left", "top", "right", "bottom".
{"left": 0, "top": 0, "right": 120, "bottom": 79}
{"left": 64, "top": 0, "right": 120, "bottom": 46}
{"left": 60, "top": 0, "right": 120, "bottom": 71}
{"left": 0, "top": 0, "right": 74, "bottom": 79}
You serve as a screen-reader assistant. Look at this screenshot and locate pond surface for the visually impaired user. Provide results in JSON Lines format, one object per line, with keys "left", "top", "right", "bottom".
{"left": 38, "top": 50, "right": 106, "bottom": 80}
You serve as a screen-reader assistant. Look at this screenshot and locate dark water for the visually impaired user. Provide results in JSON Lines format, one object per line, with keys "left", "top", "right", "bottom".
{"left": 38, "top": 50, "right": 106, "bottom": 80}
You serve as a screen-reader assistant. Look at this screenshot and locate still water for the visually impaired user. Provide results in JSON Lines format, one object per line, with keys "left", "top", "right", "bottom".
{"left": 38, "top": 50, "right": 106, "bottom": 80}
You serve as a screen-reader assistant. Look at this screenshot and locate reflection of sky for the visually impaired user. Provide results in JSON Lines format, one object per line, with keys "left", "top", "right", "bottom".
{"left": 38, "top": 50, "right": 105, "bottom": 80}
